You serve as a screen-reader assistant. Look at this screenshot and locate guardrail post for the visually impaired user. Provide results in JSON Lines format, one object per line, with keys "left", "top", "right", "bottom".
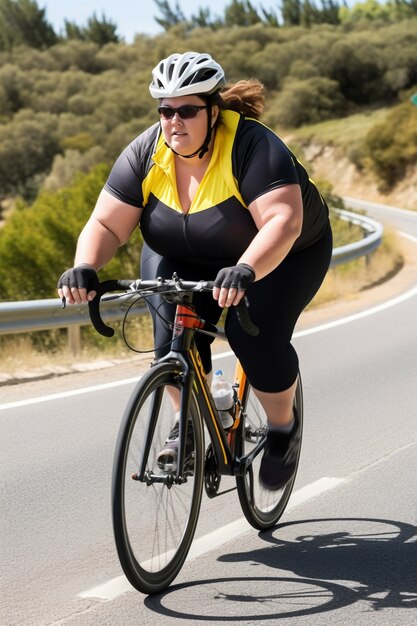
{"left": 0, "top": 210, "right": 385, "bottom": 336}
{"left": 68, "top": 325, "right": 81, "bottom": 356}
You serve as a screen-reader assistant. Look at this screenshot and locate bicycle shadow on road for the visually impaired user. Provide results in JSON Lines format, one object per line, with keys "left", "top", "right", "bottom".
{"left": 218, "top": 516, "right": 417, "bottom": 613}
{"left": 144, "top": 517, "right": 416, "bottom": 621}
{"left": 145, "top": 574, "right": 359, "bottom": 621}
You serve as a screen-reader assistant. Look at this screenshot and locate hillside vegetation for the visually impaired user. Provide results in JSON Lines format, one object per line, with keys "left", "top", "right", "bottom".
{"left": 0, "top": 3, "right": 416, "bottom": 205}
{"left": 0, "top": 0, "right": 416, "bottom": 305}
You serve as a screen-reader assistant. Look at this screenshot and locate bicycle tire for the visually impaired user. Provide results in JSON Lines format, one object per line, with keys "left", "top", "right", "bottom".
{"left": 112, "top": 361, "right": 204, "bottom": 594}
{"left": 235, "top": 375, "right": 303, "bottom": 530}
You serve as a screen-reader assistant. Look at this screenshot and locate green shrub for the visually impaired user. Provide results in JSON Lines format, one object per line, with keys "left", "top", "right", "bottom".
{"left": 363, "top": 101, "right": 417, "bottom": 190}
{"left": 268, "top": 76, "right": 346, "bottom": 127}
{"left": 0, "top": 164, "right": 142, "bottom": 301}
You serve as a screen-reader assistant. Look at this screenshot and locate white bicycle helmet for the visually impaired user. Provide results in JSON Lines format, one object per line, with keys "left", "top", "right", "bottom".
{"left": 149, "top": 51, "right": 225, "bottom": 99}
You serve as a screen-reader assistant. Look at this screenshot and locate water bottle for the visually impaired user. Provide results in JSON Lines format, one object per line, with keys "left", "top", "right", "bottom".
{"left": 211, "top": 370, "right": 234, "bottom": 429}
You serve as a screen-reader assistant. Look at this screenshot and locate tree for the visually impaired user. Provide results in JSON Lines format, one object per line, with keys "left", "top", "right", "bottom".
{"left": 320, "top": 0, "right": 342, "bottom": 24}
{"left": 153, "top": 0, "right": 271, "bottom": 31}
{"left": 224, "top": 0, "right": 262, "bottom": 26}
{"left": 63, "top": 20, "right": 84, "bottom": 41}
{"left": 364, "top": 102, "right": 417, "bottom": 190}
{"left": 64, "top": 12, "right": 120, "bottom": 45}
{"left": 339, "top": 0, "right": 417, "bottom": 23}
{"left": 0, "top": 62, "right": 31, "bottom": 116}
{"left": 281, "top": 0, "right": 302, "bottom": 25}
{"left": 189, "top": 7, "right": 213, "bottom": 28}
{"left": 152, "top": 0, "right": 345, "bottom": 31}
{"left": 154, "top": 0, "right": 186, "bottom": 30}
{"left": 271, "top": 76, "right": 346, "bottom": 126}
{"left": 281, "top": 0, "right": 342, "bottom": 26}
{"left": 260, "top": 6, "right": 280, "bottom": 27}
{"left": 327, "top": 35, "right": 386, "bottom": 104}
{"left": 0, "top": 0, "right": 57, "bottom": 50}
{"left": 0, "top": 165, "right": 142, "bottom": 300}
{"left": 0, "top": 110, "right": 59, "bottom": 201}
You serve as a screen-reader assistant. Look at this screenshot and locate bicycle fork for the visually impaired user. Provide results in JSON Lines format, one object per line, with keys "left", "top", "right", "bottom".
{"left": 131, "top": 358, "right": 195, "bottom": 486}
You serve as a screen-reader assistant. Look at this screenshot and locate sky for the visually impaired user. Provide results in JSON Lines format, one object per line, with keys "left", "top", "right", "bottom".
{"left": 40, "top": 1, "right": 284, "bottom": 43}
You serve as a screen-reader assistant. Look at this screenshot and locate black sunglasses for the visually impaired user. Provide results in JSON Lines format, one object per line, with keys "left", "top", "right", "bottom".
{"left": 157, "top": 105, "right": 208, "bottom": 120}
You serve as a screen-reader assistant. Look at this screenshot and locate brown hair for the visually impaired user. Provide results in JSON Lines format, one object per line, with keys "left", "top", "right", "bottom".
{"left": 213, "top": 79, "right": 265, "bottom": 120}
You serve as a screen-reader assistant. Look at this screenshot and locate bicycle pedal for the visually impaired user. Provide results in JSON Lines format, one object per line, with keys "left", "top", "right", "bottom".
{"left": 157, "top": 454, "right": 194, "bottom": 476}
{"left": 158, "top": 461, "right": 178, "bottom": 473}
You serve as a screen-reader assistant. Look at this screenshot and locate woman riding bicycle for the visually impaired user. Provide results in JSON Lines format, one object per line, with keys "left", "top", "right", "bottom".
{"left": 57, "top": 51, "right": 333, "bottom": 491}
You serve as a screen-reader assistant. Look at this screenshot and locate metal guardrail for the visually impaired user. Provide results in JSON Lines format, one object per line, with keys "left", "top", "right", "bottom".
{"left": 0, "top": 293, "right": 139, "bottom": 335}
{"left": 330, "top": 209, "right": 383, "bottom": 267}
{"left": 0, "top": 209, "right": 383, "bottom": 337}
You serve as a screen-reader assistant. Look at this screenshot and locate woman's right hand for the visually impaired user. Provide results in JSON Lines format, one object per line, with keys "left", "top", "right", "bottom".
{"left": 57, "top": 264, "right": 99, "bottom": 305}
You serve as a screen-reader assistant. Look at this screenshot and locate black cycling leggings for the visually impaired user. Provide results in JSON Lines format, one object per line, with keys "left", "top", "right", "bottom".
{"left": 140, "top": 225, "right": 333, "bottom": 393}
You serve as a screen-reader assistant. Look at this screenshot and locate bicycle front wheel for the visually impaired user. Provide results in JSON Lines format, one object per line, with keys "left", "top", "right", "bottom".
{"left": 112, "top": 361, "right": 204, "bottom": 595}
{"left": 236, "top": 375, "right": 303, "bottom": 530}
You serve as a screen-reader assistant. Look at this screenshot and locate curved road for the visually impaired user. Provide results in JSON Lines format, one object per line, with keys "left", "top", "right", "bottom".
{"left": 1, "top": 201, "right": 416, "bottom": 625}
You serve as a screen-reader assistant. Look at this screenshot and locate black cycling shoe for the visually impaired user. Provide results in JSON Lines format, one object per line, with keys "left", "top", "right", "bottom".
{"left": 156, "top": 419, "right": 195, "bottom": 473}
{"left": 259, "top": 412, "right": 301, "bottom": 491}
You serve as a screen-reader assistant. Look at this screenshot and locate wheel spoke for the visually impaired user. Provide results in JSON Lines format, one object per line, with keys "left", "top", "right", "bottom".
{"left": 236, "top": 376, "right": 303, "bottom": 530}
{"left": 112, "top": 364, "right": 204, "bottom": 594}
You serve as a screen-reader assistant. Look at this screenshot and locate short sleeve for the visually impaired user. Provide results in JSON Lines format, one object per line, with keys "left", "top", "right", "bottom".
{"left": 104, "top": 123, "right": 160, "bottom": 208}
{"left": 233, "top": 119, "right": 300, "bottom": 206}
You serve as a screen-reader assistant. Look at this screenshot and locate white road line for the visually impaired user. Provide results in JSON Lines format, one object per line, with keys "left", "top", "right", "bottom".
{"left": 0, "top": 352, "right": 231, "bottom": 412}
{"left": 294, "top": 283, "right": 417, "bottom": 338}
{"left": 343, "top": 197, "right": 417, "bottom": 217}
{"left": 2, "top": 283, "right": 417, "bottom": 411}
{"left": 1, "top": 232, "right": 416, "bottom": 412}
{"left": 0, "top": 377, "right": 139, "bottom": 411}
{"left": 78, "top": 476, "right": 345, "bottom": 601}
{"left": 398, "top": 231, "right": 417, "bottom": 243}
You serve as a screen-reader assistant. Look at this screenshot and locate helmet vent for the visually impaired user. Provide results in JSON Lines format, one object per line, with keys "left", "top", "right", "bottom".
{"left": 149, "top": 52, "right": 225, "bottom": 98}
{"left": 179, "top": 62, "right": 189, "bottom": 77}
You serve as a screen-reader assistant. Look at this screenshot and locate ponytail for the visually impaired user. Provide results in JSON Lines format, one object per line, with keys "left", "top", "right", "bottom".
{"left": 213, "top": 79, "right": 265, "bottom": 120}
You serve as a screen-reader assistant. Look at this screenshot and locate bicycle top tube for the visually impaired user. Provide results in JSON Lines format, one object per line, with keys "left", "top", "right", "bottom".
{"left": 88, "top": 274, "right": 259, "bottom": 339}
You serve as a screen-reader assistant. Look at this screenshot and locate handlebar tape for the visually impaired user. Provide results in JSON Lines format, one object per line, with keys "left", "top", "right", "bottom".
{"left": 88, "top": 279, "right": 134, "bottom": 337}
{"left": 88, "top": 279, "right": 259, "bottom": 337}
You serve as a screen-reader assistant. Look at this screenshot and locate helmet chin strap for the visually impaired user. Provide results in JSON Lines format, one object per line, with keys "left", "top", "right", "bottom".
{"left": 165, "top": 105, "right": 214, "bottom": 159}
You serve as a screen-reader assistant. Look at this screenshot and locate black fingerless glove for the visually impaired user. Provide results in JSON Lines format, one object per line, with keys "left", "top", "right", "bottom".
{"left": 213, "top": 263, "right": 255, "bottom": 291}
{"left": 57, "top": 263, "right": 99, "bottom": 293}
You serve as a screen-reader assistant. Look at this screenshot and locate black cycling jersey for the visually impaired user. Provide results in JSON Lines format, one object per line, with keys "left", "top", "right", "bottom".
{"left": 104, "top": 109, "right": 332, "bottom": 392}
{"left": 105, "top": 110, "right": 329, "bottom": 268}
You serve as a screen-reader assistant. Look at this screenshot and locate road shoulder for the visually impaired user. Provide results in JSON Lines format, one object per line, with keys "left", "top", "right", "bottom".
{"left": 296, "top": 234, "right": 417, "bottom": 330}
{"left": 1, "top": 235, "right": 417, "bottom": 388}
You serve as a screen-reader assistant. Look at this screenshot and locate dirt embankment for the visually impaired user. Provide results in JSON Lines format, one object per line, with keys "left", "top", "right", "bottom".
{"left": 297, "top": 233, "right": 417, "bottom": 332}
{"left": 300, "top": 143, "right": 417, "bottom": 211}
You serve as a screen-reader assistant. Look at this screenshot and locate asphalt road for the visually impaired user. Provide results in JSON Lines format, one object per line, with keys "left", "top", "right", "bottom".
{"left": 1, "top": 201, "right": 416, "bottom": 625}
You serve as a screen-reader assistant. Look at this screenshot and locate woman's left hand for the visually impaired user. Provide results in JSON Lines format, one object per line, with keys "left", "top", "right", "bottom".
{"left": 213, "top": 263, "right": 255, "bottom": 307}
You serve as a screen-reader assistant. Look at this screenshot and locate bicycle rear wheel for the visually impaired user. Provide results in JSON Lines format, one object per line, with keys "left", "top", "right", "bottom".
{"left": 236, "top": 375, "right": 303, "bottom": 530}
{"left": 112, "top": 361, "right": 204, "bottom": 595}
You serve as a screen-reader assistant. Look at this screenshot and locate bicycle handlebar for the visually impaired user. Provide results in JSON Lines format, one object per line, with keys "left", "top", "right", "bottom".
{"left": 88, "top": 277, "right": 260, "bottom": 338}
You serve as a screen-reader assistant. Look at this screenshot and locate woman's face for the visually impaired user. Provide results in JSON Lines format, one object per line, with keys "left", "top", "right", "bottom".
{"left": 158, "top": 95, "right": 218, "bottom": 158}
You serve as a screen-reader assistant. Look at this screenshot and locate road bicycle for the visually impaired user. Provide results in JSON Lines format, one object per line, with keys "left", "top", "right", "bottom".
{"left": 89, "top": 274, "right": 303, "bottom": 595}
